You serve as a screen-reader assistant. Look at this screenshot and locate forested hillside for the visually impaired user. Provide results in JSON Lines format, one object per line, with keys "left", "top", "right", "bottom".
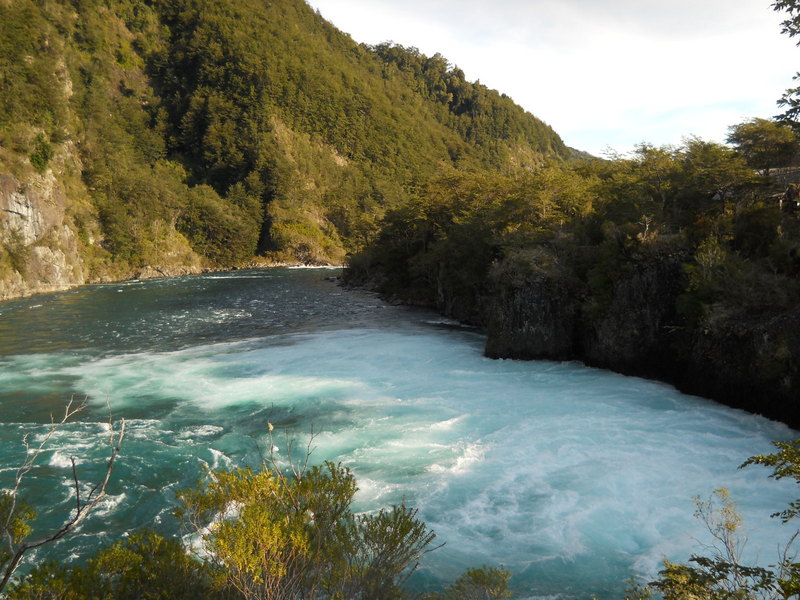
{"left": 346, "top": 129, "right": 800, "bottom": 427}
{"left": 0, "top": 0, "right": 570, "bottom": 297}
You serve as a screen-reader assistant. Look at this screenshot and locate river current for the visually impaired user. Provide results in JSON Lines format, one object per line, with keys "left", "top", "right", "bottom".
{"left": 0, "top": 267, "right": 796, "bottom": 598}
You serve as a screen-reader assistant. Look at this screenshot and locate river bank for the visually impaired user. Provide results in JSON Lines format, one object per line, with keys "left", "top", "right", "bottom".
{"left": 345, "top": 240, "right": 800, "bottom": 430}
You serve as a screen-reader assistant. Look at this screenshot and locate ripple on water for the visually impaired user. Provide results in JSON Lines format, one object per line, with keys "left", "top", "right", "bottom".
{"left": 0, "top": 269, "right": 796, "bottom": 598}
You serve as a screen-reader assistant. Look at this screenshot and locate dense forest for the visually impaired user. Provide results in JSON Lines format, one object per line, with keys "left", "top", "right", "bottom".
{"left": 346, "top": 127, "right": 800, "bottom": 427}
{"left": 0, "top": 0, "right": 571, "bottom": 293}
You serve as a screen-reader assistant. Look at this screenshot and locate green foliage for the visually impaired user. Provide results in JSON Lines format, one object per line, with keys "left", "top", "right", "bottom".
{"left": 0, "top": 494, "right": 35, "bottom": 572}
{"left": 591, "top": 139, "right": 755, "bottom": 232}
{"left": 178, "top": 459, "right": 437, "bottom": 600}
{"left": 179, "top": 185, "right": 259, "bottom": 266}
{"left": 734, "top": 204, "right": 783, "bottom": 258}
{"left": 424, "top": 565, "right": 513, "bottom": 600}
{"left": 141, "top": 0, "right": 570, "bottom": 263}
{"left": 6, "top": 531, "right": 220, "bottom": 600}
{"left": 348, "top": 166, "right": 596, "bottom": 319}
{"left": 0, "top": 231, "right": 32, "bottom": 277}
{"left": 6, "top": 459, "right": 514, "bottom": 600}
{"left": 371, "top": 43, "right": 569, "bottom": 167}
{"left": 727, "top": 118, "right": 799, "bottom": 172}
{"left": 1, "top": 0, "right": 573, "bottom": 273}
{"left": 582, "top": 222, "right": 641, "bottom": 319}
{"left": 773, "top": 1, "right": 800, "bottom": 122}
{"left": 743, "top": 440, "right": 800, "bottom": 523}
{"left": 29, "top": 133, "right": 54, "bottom": 173}
{"left": 682, "top": 235, "right": 728, "bottom": 296}
{"left": 678, "top": 233, "right": 799, "bottom": 327}
{"left": 352, "top": 132, "right": 798, "bottom": 415}
{"left": 641, "top": 445, "right": 800, "bottom": 600}
{"left": 0, "top": 0, "right": 68, "bottom": 136}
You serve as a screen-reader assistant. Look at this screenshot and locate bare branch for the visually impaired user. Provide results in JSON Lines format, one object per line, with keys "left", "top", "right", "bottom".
{"left": 71, "top": 457, "right": 81, "bottom": 514}
{"left": 0, "top": 406, "right": 125, "bottom": 592}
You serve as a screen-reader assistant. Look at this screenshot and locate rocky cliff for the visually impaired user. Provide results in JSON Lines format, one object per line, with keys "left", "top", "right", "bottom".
{"left": 0, "top": 140, "right": 204, "bottom": 300}
{"left": 483, "top": 248, "right": 581, "bottom": 361}
{"left": 430, "top": 240, "right": 800, "bottom": 429}
{"left": 681, "top": 306, "right": 800, "bottom": 426}
{"left": 579, "top": 246, "right": 688, "bottom": 380}
{"left": 0, "top": 144, "right": 86, "bottom": 299}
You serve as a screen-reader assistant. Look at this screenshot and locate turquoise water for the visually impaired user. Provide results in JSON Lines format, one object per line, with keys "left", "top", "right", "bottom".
{"left": 0, "top": 268, "right": 796, "bottom": 598}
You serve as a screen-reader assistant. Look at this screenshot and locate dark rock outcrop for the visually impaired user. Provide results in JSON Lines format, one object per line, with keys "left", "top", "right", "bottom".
{"left": 468, "top": 241, "right": 799, "bottom": 429}
{"left": 580, "top": 248, "right": 688, "bottom": 379}
{"left": 483, "top": 248, "right": 581, "bottom": 360}
{"left": 680, "top": 307, "right": 800, "bottom": 427}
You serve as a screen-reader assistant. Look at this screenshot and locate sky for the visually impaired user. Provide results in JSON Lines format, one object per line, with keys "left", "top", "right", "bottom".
{"left": 305, "top": 0, "right": 800, "bottom": 156}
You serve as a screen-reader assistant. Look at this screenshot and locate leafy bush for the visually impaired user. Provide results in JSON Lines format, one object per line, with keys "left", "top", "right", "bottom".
{"left": 6, "top": 531, "right": 221, "bottom": 600}
{"left": 28, "top": 133, "right": 54, "bottom": 173}
{"left": 1, "top": 232, "right": 32, "bottom": 277}
{"left": 424, "top": 565, "right": 513, "bottom": 600}
{"left": 177, "top": 459, "right": 437, "bottom": 600}
{"left": 637, "top": 441, "right": 800, "bottom": 600}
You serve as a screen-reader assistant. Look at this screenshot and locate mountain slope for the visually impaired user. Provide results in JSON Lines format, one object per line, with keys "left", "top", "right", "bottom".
{"left": 0, "top": 0, "right": 571, "bottom": 297}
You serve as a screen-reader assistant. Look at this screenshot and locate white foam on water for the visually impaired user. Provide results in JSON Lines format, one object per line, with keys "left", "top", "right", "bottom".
{"left": 428, "top": 442, "right": 486, "bottom": 475}
{"left": 198, "top": 308, "right": 252, "bottom": 324}
{"left": 201, "top": 274, "right": 275, "bottom": 280}
{"left": 92, "top": 492, "right": 127, "bottom": 518}
{"left": 5, "top": 323, "right": 798, "bottom": 597}
{"left": 208, "top": 448, "right": 233, "bottom": 471}
{"left": 353, "top": 477, "right": 402, "bottom": 505}
{"left": 124, "top": 419, "right": 172, "bottom": 440}
{"left": 287, "top": 265, "right": 342, "bottom": 270}
{"left": 49, "top": 451, "right": 79, "bottom": 468}
{"left": 178, "top": 425, "right": 224, "bottom": 439}
{"left": 60, "top": 343, "right": 367, "bottom": 412}
{"left": 429, "top": 416, "right": 465, "bottom": 431}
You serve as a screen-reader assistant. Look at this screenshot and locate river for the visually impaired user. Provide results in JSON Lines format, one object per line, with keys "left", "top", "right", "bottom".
{"left": 0, "top": 267, "right": 795, "bottom": 598}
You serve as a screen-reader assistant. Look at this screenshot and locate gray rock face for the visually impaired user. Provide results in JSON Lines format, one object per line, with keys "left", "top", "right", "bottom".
{"left": 0, "top": 137, "right": 205, "bottom": 301}
{"left": 1, "top": 177, "right": 47, "bottom": 244}
{"left": 0, "top": 150, "right": 86, "bottom": 299}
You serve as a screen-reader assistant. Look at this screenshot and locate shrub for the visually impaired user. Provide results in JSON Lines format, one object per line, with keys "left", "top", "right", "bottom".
{"left": 29, "top": 133, "right": 54, "bottom": 173}
{"left": 6, "top": 531, "right": 221, "bottom": 600}
{"left": 425, "top": 565, "right": 513, "bottom": 600}
{"left": 177, "top": 454, "right": 438, "bottom": 600}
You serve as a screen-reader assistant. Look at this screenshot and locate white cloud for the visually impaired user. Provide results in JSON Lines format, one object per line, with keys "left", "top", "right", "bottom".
{"left": 308, "top": 0, "right": 800, "bottom": 155}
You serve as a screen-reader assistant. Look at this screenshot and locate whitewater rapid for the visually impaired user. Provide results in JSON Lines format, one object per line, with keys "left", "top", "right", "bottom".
{"left": 0, "top": 268, "right": 795, "bottom": 598}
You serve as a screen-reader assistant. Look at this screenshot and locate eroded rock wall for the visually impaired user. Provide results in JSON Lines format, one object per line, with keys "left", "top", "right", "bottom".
{"left": 483, "top": 248, "right": 581, "bottom": 361}
{"left": 0, "top": 145, "right": 86, "bottom": 299}
{"left": 476, "top": 242, "right": 799, "bottom": 428}
{"left": 580, "top": 248, "right": 688, "bottom": 378}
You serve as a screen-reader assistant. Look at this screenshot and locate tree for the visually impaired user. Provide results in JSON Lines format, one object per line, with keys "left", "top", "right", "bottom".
{"left": 742, "top": 439, "right": 800, "bottom": 523}
{"left": 424, "top": 565, "right": 513, "bottom": 600}
{"left": 775, "top": 0, "right": 800, "bottom": 38}
{"left": 673, "top": 137, "right": 755, "bottom": 223}
{"left": 642, "top": 441, "right": 800, "bottom": 600}
{"left": 177, "top": 428, "right": 439, "bottom": 600}
{"left": 727, "top": 118, "right": 799, "bottom": 174}
{"left": 593, "top": 144, "right": 679, "bottom": 229}
{"left": 0, "top": 400, "right": 125, "bottom": 592}
{"left": 773, "top": 1, "right": 800, "bottom": 123}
